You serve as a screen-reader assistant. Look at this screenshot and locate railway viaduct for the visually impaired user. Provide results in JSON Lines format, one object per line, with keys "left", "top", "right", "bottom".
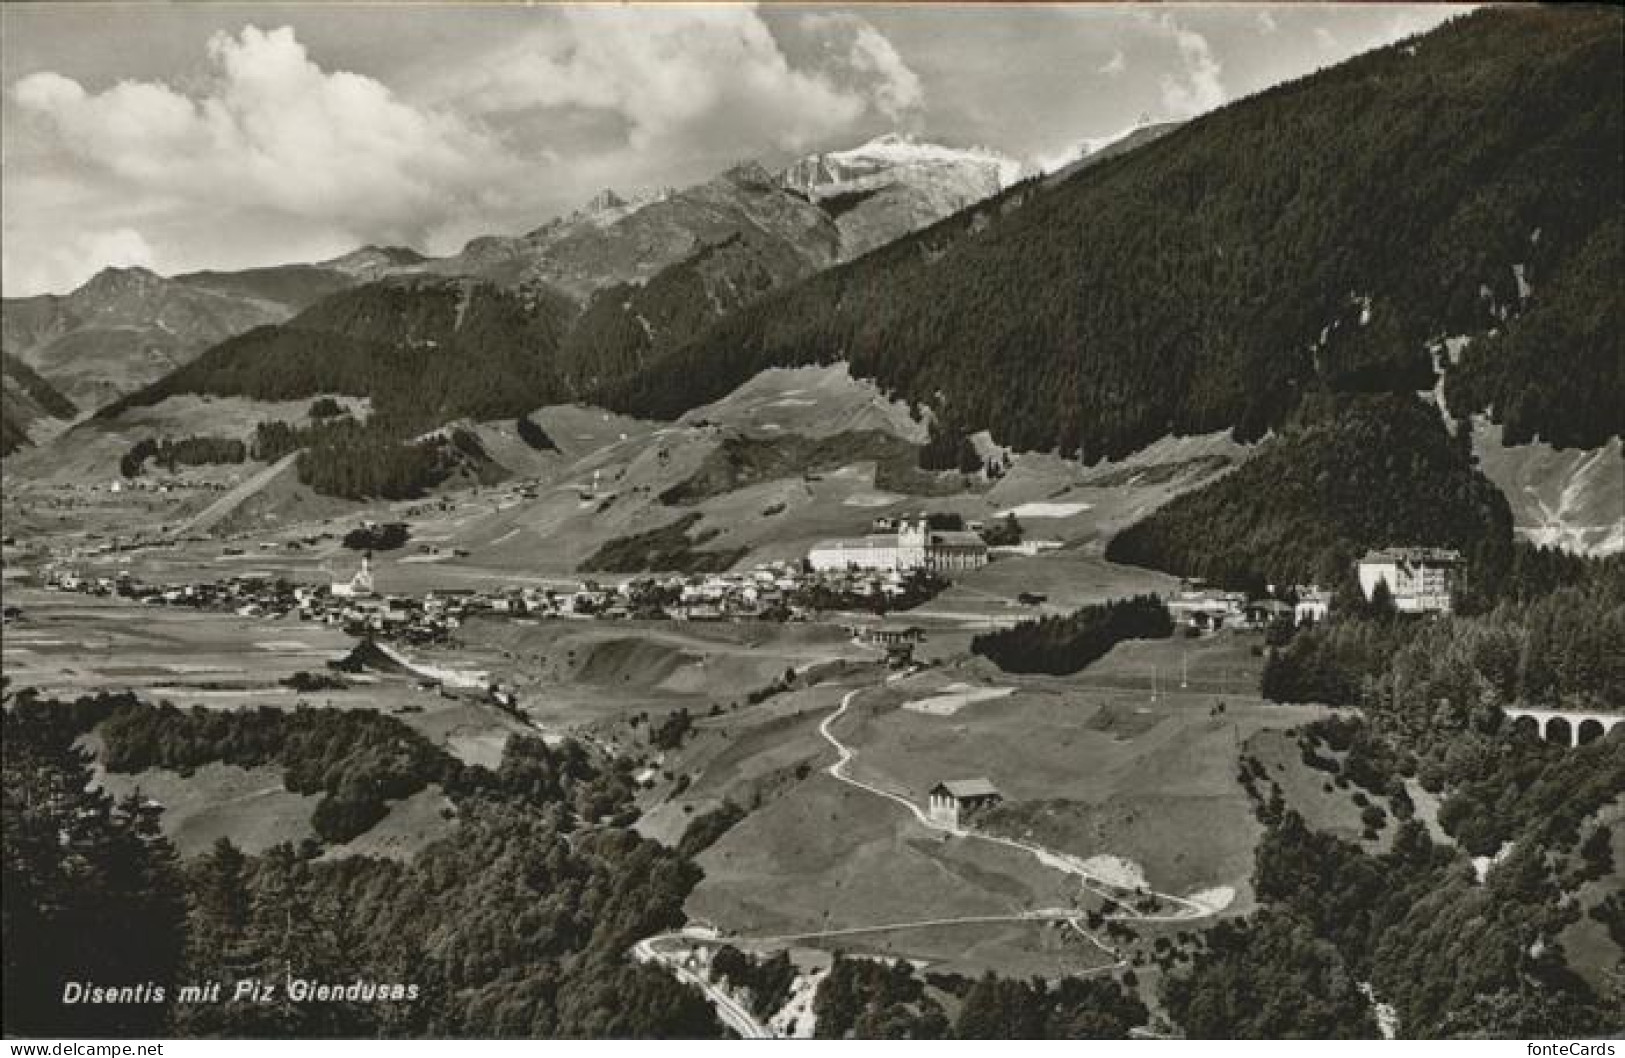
{"left": 1502, "top": 706, "right": 1624, "bottom": 747}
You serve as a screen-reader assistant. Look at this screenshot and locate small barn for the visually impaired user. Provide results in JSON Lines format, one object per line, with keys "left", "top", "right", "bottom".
{"left": 928, "top": 778, "right": 1002, "bottom": 827}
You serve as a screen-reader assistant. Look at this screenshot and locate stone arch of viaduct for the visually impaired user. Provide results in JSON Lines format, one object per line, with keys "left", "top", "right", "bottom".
{"left": 1503, "top": 707, "right": 1624, "bottom": 747}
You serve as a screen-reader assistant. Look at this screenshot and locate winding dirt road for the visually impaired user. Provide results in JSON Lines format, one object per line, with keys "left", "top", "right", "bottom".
{"left": 819, "top": 686, "right": 1212, "bottom": 920}
{"left": 635, "top": 680, "right": 1221, "bottom": 1034}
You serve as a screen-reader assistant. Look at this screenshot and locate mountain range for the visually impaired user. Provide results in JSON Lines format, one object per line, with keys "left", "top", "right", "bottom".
{"left": 0, "top": 264, "right": 355, "bottom": 412}
{"left": 7, "top": 7, "right": 1622, "bottom": 563}
{"left": 0, "top": 134, "right": 1017, "bottom": 433}
{"left": 777, "top": 134, "right": 1020, "bottom": 260}
{"left": 595, "top": 7, "right": 1621, "bottom": 462}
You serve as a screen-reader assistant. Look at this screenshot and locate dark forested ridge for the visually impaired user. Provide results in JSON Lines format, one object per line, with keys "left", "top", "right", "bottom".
{"left": 99, "top": 276, "right": 573, "bottom": 497}
{"left": 557, "top": 226, "right": 822, "bottom": 392}
{"left": 592, "top": 7, "right": 1622, "bottom": 458}
{"left": 103, "top": 275, "right": 578, "bottom": 437}
{"left": 1105, "top": 394, "right": 1514, "bottom": 589}
{"left": 2, "top": 686, "right": 725, "bottom": 1038}
{"left": 2, "top": 350, "right": 77, "bottom": 455}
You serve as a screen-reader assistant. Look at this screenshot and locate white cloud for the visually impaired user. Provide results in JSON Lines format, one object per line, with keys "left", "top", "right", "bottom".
{"left": 9, "top": 25, "right": 524, "bottom": 283}
{"left": 1257, "top": 11, "right": 1280, "bottom": 35}
{"left": 1315, "top": 27, "right": 1340, "bottom": 52}
{"left": 1155, "top": 16, "right": 1226, "bottom": 118}
{"left": 837, "top": 17, "right": 925, "bottom": 121}
{"left": 1098, "top": 49, "right": 1127, "bottom": 77}
{"left": 3, "top": 10, "right": 924, "bottom": 294}
{"left": 450, "top": 5, "right": 921, "bottom": 155}
{"left": 0, "top": 226, "right": 157, "bottom": 297}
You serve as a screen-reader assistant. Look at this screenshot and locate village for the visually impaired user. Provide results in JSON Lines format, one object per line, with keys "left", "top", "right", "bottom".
{"left": 28, "top": 549, "right": 957, "bottom": 649}
{"left": 24, "top": 531, "right": 1461, "bottom": 649}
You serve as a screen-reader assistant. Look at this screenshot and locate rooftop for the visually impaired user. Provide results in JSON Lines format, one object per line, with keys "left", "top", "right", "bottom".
{"left": 1359, "top": 547, "right": 1463, "bottom": 565}
{"left": 933, "top": 778, "right": 1000, "bottom": 800}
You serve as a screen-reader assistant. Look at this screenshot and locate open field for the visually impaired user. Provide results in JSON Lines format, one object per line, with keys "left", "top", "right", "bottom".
{"left": 428, "top": 617, "right": 874, "bottom": 743}
{"left": 755, "top": 918, "right": 1118, "bottom": 980}
{"left": 1560, "top": 797, "right": 1625, "bottom": 995}
{"left": 686, "top": 771, "right": 1085, "bottom": 943}
{"left": 2, "top": 588, "right": 530, "bottom": 766}
{"left": 1, "top": 370, "right": 1325, "bottom": 980}
{"left": 693, "top": 637, "right": 1325, "bottom": 926}
{"left": 4, "top": 369, "right": 1258, "bottom": 600}
{"left": 668, "top": 629, "right": 1327, "bottom": 973}
{"left": 96, "top": 761, "right": 323, "bottom": 857}
{"left": 636, "top": 680, "right": 854, "bottom": 845}
{"left": 93, "top": 763, "right": 456, "bottom": 861}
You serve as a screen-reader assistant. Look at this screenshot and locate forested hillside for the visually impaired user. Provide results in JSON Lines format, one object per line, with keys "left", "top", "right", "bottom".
{"left": 1164, "top": 560, "right": 1625, "bottom": 1038}
{"left": 95, "top": 275, "right": 574, "bottom": 498}
{"left": 557, "top": 227, "right": 814, "bottom": 391}
{"left": 1104, "top": 395, "right": 1513, "bottom": 589}
{"left": 1, "top": 263, "right": 361, "bottom": 412}
{"left": 2, "top": 687, "right": 725, "bottom": 1038}
{"left": 593, "top": 7, "right": 1622, "bottom": 459}
{"left": 1, "top": 351, "right": 76, "bottom": 455}
{"left": 107, "top": 276, "right": 577, "bottom": 435}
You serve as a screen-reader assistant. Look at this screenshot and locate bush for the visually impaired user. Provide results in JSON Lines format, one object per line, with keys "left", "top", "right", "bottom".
{"left": 343, "top": 522, "right": 410, "bottom": 551}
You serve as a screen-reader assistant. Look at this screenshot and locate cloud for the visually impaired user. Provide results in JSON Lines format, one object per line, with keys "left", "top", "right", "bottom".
{"left": 0, "top": 226, "right": 157, "bottom": 297}
{"left": 3, "top": 10, "right": 923, "bottom": 294}
{"left": 450, "top": 5, "right": 922, "bottom": 155}
{"left": 10, "top": 26, "right": 524, "bottom": 274}
{"left": 833, "top": 16, "right": 925, "bottom": 121}
{"left": 1315, "top": 27, "right": 1340, "bottom": 52}
{"left": 1098, "top": 49, "right": 1127, "bottom": 77}
{"left": 1155, "top": 16, "right": 1226, "bottom": 118}
{"left": 1257, "top": 11, "right": 1279, "bottom": 35}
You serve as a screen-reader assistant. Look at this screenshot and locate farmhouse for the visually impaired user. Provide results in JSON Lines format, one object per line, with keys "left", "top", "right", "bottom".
{"left": 808, "top": 516, "right": 988, "bottom": 573}
{"left": 928, "top": 778, "right": 1002, "bottom": 827}
{"left": 1357, "top": 547, "right": 1461, "bottom": 614}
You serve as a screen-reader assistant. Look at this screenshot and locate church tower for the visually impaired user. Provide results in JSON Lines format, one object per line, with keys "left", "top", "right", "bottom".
{"left": 897, "top": 515, "right": 929, "bottom": 570}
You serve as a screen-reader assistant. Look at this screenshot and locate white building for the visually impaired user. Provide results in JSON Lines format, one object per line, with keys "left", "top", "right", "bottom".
{"left": 1357, "top": 548, "right": 1461, "bottom": 614}
{"left": 927, "top": 778, "right": 1002, "bottom": 827}
{"left": 1294, "top": 586, "right": 1332, "bottom": 626}
{"left": 808, "top": 516, "right": 988, "bottom": 573}
{"left": 1166, "top": 588, "right": 1245, "bottom": 631}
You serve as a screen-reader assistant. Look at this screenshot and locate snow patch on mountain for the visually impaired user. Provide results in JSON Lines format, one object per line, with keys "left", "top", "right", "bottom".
{"left": 779, "top": 133, "right": 1019, "bottom": 196}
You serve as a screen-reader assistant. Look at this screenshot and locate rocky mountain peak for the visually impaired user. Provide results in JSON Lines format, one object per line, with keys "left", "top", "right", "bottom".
{"left": 717, "top": 160, "right": 778, "bottom": 192}
{"left": 77, "top": 265, "right": 166, "bottom": 297}
{"left": 777, "top": 134, "right": 1021, "bottom": 197}
{"left": 584, "top": 188, "right": 628, "bottom": 214}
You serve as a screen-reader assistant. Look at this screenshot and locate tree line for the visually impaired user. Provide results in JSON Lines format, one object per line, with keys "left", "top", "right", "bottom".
{"left": 972, "top": 595, "right": 1173, "bottom": 675}
{"left": 811, "top": 956, "right": 1147, "bottom": 1039}
{"left": 120, "top": 435, "right": 247, "bottom": 477}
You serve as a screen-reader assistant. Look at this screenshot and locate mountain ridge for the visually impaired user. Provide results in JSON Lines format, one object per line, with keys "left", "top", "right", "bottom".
{"left": 591, "top": 7, "right": 1622, "bottom": 462}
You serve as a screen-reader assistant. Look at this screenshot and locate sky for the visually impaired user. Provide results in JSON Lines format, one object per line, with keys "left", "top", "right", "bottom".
{"left": 0, "top": 2, "right": 1469, "bottom": 297}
